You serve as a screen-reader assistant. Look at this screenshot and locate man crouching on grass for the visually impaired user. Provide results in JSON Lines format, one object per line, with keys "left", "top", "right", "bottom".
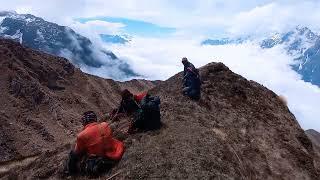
{"left": 65, "top": 111, "right": 124, "bottom": 176}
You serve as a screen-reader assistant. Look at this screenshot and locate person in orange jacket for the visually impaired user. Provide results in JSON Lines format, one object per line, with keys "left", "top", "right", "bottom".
{"left": 66, "top": 111, "right": 125, "bottom": 176}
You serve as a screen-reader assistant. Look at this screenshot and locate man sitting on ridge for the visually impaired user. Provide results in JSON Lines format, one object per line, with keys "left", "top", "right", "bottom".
{"left": 66, "top": 111, "right": 125, "bottom": 176}
{"left": 181, "top": 57, "right": 201, "bottom": 100}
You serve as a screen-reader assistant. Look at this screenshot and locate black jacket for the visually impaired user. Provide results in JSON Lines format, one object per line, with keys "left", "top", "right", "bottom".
{"left": 183, "top": 62, "right": 196, "bottom": 77}
{"left": 183, "top": 62, "right": 200, "bottom": 89}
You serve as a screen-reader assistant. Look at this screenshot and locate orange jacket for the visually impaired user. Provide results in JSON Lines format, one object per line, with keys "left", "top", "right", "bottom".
{"left": 74, "top": 122, "right": 124, "bottom": 160}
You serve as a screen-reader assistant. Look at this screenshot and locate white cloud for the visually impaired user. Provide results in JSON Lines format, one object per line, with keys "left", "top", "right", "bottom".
{"left": 69, "top": 20, "right": 126, "bottom": 46}
{"left": 2, "top": 0, "right": 320, "bottom": 37}
{"left": 228, "top": 1, "right": 320, "bottom": 37}
{"left": 71, "top": 20, "right": 125, "bottom": 35}
{"left": 15, "top": 5, "right": 33, "bottom": 14}
{"left": 0, "top": 0, "right": 87, "bottom": 25}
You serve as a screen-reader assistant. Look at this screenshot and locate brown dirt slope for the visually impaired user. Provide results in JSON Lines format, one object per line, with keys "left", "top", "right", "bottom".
{"left": 0, "top": 38, "right": 153, "bottom": 167}
{"left": 111, "top": 63, "right": 319, "bottom": 179}
{"left": 0, "top": 39, "right": 319, "bottom": 179}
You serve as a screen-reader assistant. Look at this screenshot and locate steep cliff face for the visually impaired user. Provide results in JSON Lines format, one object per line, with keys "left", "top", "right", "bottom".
{"left": 0, "top": 38, "right": 319, "bottom": 179}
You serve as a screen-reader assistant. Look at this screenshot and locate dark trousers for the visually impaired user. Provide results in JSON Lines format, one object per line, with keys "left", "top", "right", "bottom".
{"left": 183, "top": 87, "right": 201, "bottom": 100}
{"left": 65, "top": 151, "right": 117, "bottom": 176}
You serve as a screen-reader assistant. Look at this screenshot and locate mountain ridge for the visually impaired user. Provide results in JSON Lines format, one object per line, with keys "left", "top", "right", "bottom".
{"left": 0, "top": 38, "right": 319, "bottom": 179}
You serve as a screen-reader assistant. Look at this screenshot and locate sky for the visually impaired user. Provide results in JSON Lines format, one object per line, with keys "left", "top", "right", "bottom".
{"left": 77, "top": 17, "right": 175, "bottom": 37}
{"left": 2, "top": 0, "right": 320, "bottom": 37}
{"left": 1, "top": 0, "right": 320, "bottom": 131}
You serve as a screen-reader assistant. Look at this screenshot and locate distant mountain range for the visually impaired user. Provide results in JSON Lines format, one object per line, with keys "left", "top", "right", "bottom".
{"left": 100, "top": 34, "right": 130, "bottom": 44}
{"left": 201, "top": 37, "right": 245, "bottom": 46}
{"left": 202, "top": 27, "right": 320, "bottom": 87}
{"left": 0, "top": 11, "right": 136, "bottom": 79}
{"left": 260, "top": 27, "right": 318, "bottom": 54}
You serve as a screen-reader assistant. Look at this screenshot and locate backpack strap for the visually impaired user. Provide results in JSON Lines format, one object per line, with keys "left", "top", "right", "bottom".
{"left": 187, "top": 67, "right": 199, "bottom": 77}
{"left": 133, "top": 99, "right": 141, "bottom": 109}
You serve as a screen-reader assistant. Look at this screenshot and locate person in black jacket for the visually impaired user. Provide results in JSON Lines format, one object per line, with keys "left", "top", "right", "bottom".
{"left": 181, "top": 57, "right": 201, "bottom": 100}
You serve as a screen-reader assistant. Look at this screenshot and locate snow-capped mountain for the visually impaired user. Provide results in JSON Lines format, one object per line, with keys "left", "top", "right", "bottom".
{"left": 292, "top": 38, "right": 320, "bottom": 85}
{"left": 201, "top": 27, "right": 320, "bottom": 87}
{"left": 0, "top": 11, "right": 136, "bottom": 78}
{"left": 261, "top": 27, "right": 320, "bottom": 86}
{"left": 261, "top": 27, "right": 318, "bottom": 55}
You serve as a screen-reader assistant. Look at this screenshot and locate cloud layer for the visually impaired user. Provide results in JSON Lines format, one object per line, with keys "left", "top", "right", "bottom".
{"left": 228, "top": 1, "right": 320, "bottom": 37}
